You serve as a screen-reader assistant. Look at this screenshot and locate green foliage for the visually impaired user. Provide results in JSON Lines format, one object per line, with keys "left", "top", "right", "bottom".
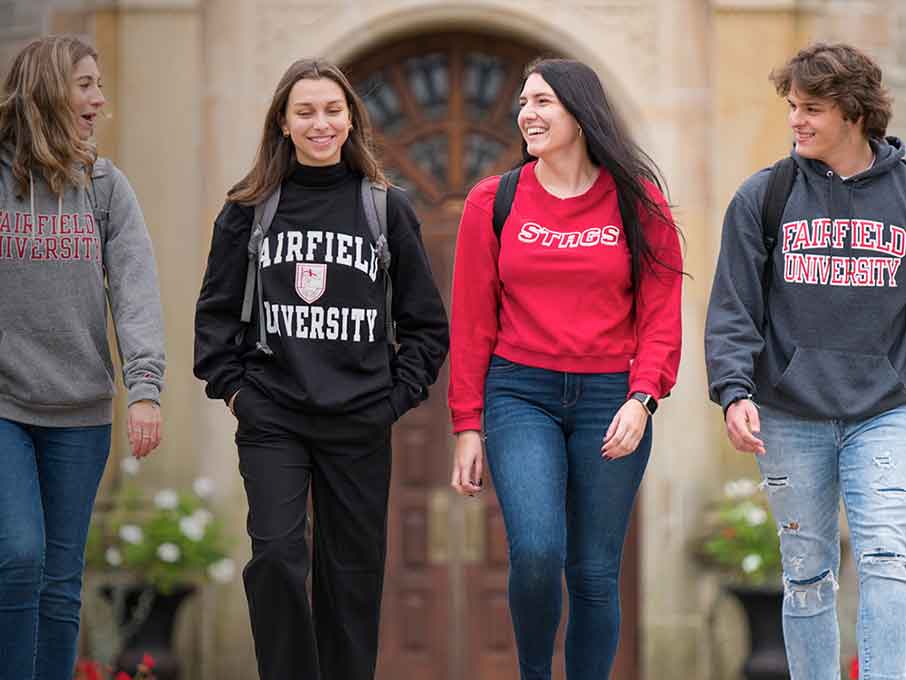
{"left": 87, "top": 467, "right": 234, "bottom": 593}
{"left": 695, "top": 478, "right": 782, "bottom": 586}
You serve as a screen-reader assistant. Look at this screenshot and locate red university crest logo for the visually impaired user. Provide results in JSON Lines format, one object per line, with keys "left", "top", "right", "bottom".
{"left": 295, "top": 263, "right": 327, "bottom": 303}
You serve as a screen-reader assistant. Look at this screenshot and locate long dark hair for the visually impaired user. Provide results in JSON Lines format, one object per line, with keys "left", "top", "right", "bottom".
{"left": 521, "top": 58, "right": 681, "bottom": 291}
{"left": 229, "top": 58, "right": 386, "bottom": 205}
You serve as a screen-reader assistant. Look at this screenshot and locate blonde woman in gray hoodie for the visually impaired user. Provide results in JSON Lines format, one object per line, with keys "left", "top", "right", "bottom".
{"left": 0, "top": 35, "right": 165, "bottom": 679}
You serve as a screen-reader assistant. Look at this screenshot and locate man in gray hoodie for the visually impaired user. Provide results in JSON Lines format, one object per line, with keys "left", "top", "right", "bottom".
{"left": 705, "top": 43, "right": 906, "bottom": 680}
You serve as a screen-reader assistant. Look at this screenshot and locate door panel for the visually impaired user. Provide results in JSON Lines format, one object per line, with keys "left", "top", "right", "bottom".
{"left": 346, "top": 33, "right": 640, "bottom": 680}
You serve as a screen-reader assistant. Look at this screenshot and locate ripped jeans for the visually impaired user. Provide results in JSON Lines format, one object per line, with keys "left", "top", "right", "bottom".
{"left": 757, "top": 402, "right": 906, "bottom": 680}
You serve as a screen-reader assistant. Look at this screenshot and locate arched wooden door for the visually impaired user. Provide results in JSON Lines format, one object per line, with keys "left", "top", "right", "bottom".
{"left": 345, "top": 32, "right": 640, "bottom": 680}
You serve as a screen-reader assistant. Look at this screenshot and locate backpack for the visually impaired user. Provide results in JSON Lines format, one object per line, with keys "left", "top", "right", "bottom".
{"left": 239, "top": 177, "right": 393, "bottom": 355}
{"left": 759, "top": 156, "right": 797, "bottom": 300}
{"left": 88, "top": 158, "right": 116, "bottom": 249}
{"left": 491, "top": 159, "right": 798, "bottom": 297}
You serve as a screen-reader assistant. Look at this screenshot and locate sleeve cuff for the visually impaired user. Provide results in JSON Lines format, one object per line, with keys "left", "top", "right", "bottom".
{"left": 720, "top": 388, "right": 753, "bottom": 414}
{"left": 452, "top": 414, "right": 482, "bottom": 434}
{"left": 220, "top": 380, "right": 243, "bottom": 407}
{"left": 127, "top": 383, "right": 161, "bottom": 407}
{"left": 389, "top": 382, "right": 419, "bottom": 420}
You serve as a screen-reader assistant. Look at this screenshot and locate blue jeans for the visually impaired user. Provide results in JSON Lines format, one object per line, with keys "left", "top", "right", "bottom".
{"left": 0, "top": 419, "right": 111, "bottom": 680}
{"left": 757, "top": 403, "right": 906, "bottom": 680}
{"left": 483, "top": 357, "right": 650, "bottom": 680}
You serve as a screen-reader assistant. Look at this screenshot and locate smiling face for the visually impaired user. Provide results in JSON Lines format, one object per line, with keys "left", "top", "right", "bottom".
{"left": 283, "top": 77, "right": 352, "bottom": 167}
{"left": 70, "top": 55, "right": 105, "bottom": 141}
{"left": 788, "top": 86, "right": 865, "bottom": 167}
{"left": 517, "top": 72, "right": 583, "bottom": 161}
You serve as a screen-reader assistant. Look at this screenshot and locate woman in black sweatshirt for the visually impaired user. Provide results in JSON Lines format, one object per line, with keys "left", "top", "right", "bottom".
{"left": 193, "top": 58, "right": 448, "bottom": 680}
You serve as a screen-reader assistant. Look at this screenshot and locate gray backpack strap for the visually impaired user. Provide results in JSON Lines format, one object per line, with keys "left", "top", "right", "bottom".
{"left": 89, "top": 158, "right": 115, "bottom": 249}
{"left": 361, "top": 178, "right": 395, "bottom": 344}
{"left": 241, "top": 186, "right": 281, "bottom": 355}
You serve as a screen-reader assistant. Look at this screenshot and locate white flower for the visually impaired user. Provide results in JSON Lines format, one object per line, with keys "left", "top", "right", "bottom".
{"left": 120, "top": 457, "right": 140, "bottom": 477}
{"left": 157, "top": 542, "right": 181, "bottom": 563}
{"left": 179, "top": 516, "right": 206, "bottom": 542}
{"left": 154, "top": 489, "right": 179, "bottom": 510}
{"left": 191, "top": 509, "right": 213, "bottom": 526}
{"left": 746, "top": 507, "right": 768, "bottom": 526}
{"left": 193, "top": 477, "right": 215, "bottom": 499}
{"left": 207, "top": 558, "right": 236, "bottom": 584}
{"left": 105, "top": 547, "right": 123, "bottom": 567}
{"left": 741, "top": 554, "right": 763, "bottom": 573}
{"left": 724, "top": 478, "right": 758, "bottom": 499}
{"left": 119, "top": 524, "right": 143, "bottom": 545}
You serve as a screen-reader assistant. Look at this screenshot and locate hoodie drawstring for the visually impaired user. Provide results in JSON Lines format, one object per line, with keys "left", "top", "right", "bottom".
{"left": 27, "top": 170, "right": 63, "bottom": 242}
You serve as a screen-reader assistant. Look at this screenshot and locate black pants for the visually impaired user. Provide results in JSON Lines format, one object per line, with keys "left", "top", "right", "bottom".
{"left": 234, "top": 383, "right": 393, "bottom": 680}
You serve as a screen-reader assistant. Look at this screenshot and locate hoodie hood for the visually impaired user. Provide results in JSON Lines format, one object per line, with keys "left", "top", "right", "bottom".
{"left": 792, "top": 135, "right": 905, "bottom": 183}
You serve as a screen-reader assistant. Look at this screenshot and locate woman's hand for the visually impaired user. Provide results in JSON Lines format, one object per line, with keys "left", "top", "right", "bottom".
{"left": 601, "top": 399, "right": 648, "bottom": 460}
{"left": 451, "top": 430, "right": 484, "bottom": 496}
{"left": 127, "top": 400, "right": 162, "bottom": 458}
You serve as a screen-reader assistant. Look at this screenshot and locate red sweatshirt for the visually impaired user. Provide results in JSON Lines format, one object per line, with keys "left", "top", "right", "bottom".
{"left": 449, "top": 161, "right": 682, "bottom": 433}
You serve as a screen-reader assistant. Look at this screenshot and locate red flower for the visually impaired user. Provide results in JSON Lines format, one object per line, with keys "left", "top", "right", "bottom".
{"left": 849, "top": 656, "right": 859, "bottom": 680}
{"left": 114, "top": 673, "right": 131, "bottom": 680}
{"left": 141, "top": 653, "right": 156, "bottom": 669}
{"left": 75, "top": 659, "right": 103, "bottom": 680}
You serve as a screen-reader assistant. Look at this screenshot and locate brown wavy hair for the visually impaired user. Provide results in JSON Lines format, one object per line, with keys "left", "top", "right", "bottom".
{"left": 229, "top": 58, "right": 386, "bottom": 204}
{"left": 0, "top": 35, "right": 98, "bottom": 197}
{"left": 770, "top": 43, "right": 892, "bottom": 140}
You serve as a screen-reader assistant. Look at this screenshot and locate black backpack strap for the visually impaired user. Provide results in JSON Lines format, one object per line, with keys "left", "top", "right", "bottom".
{"left": 361, "top": 178, "right": 395, "bottom": 344}
{"left": 492, "top": 168, "right": 521, "bottom": 242}
{"left": 241, "top": 186, "right": 281, "bottom": 355}
{"left": 760, "top": 156, "right": 797, "bottom": 300}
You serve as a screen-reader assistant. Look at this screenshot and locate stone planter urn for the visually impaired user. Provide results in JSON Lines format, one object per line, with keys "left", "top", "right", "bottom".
{"left": 727, "top": 584, "right": 790, "bottom": 680}
{"left": 101, "top": 583, "right": 196, "bottom": 680}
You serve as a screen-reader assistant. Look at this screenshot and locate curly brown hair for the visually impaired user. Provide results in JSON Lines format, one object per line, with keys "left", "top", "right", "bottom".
{"left": 769, "top": 43, "right": 892, "bottom": 140}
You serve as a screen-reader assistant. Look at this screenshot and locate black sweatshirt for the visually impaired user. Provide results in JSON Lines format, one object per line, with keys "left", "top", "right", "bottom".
{"left": 194, "top": 161, "right": 449, "bottom": 421}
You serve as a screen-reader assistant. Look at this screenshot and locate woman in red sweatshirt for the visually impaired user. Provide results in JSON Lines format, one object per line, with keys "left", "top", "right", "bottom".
{"left": 449, "top": 59, "right": 682, "bottom": 679}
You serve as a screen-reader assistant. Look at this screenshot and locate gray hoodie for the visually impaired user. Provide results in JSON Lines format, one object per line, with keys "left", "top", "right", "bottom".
{"left": 0, "top": 147, "right": 165, "bottom": 426}
{"left": 706, "top": 137, "right": 906, "bottom": 420}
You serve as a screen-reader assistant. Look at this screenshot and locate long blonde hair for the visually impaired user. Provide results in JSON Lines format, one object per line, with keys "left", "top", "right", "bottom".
{"left": 0, "top": 35, "right": 97, "bottom": 197}
{"left": 229, "top": 58, "right": 386, "bottom": 205}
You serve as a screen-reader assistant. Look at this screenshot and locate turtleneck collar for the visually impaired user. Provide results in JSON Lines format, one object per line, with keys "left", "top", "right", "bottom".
{"left": 289, "top": 160, "right": 354, "bottom": 188}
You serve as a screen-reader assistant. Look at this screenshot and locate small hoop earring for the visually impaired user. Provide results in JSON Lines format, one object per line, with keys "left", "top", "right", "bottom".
{"left": 283, "top": 130, "right": 289, "bottom": 138}
{"left": 578, "top": 127, "right": 583, "bottom": 138}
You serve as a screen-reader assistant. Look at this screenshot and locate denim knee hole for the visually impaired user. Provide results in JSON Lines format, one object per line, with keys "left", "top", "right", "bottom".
{"left": 760, "top": 475, "right": 791, "bottom": 495}
{"left": 784, "top": 569, "right": 838, "bottom": 612}
{"left": 873, "top": 453, "right": 894, "bottom": 470}
{"left": 859, "top": 550, "right": 906, "bottom": 582}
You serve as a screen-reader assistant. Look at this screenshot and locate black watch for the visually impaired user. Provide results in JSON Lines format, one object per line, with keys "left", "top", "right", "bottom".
{"left": 630, "top": 392, "right": 658, "bottom": 415}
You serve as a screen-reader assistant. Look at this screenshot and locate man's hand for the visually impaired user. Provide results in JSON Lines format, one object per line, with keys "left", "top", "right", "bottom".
{"left": 725, "top": 399, "right": 765, "bottom": 455}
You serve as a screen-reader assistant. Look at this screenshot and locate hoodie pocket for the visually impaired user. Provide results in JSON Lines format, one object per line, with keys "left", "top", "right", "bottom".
{"left": 0, "top": 329, "right": 116, "bottom": 406}
{"left": 772, "top": 347, "right": 906, "bottom": 416}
